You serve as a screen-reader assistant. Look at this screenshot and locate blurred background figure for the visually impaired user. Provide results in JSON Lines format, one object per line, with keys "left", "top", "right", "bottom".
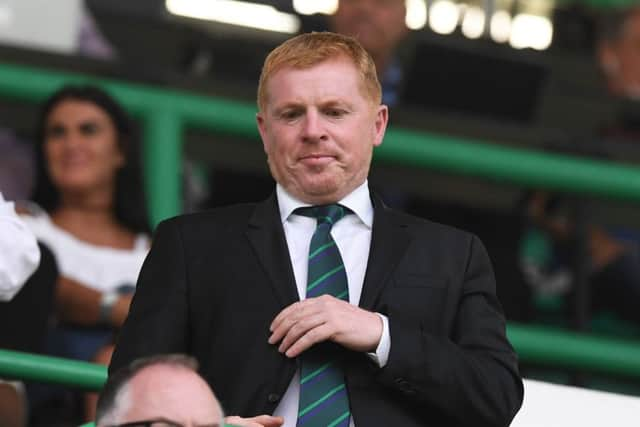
{"left": 329, "top": 0, "right": 409, "bottom": 106}
{"left": 96, "top": 354, "right": 224, "bottom": 427}
{"left": 18, "top": 85, "right": 150, "bottom": 424}
{"left": 596, "top": 5, "right": 640, "bottom": 143}
{"left": 597, "top": 6, "right": 640, "bottom": 100}
{"left": 520, "top": 5, "right": 640, "bottom": 329}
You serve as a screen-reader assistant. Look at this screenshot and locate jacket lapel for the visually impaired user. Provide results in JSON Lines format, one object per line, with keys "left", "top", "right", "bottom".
{"left": 245, "top": 193, "right": 300, "bottom": 308}
{"left": 359, "top": 194, "right": 411, "bottom": 310}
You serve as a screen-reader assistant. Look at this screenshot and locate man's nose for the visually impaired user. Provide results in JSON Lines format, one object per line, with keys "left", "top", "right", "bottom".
{"left": 301, "top": 110, "right": 327, "bottom": 142}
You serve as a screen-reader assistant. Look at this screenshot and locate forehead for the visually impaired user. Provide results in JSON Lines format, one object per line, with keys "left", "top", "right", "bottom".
{"left": 47, "top": 100, "right": 108, "bottom": 122}
{"left": 124, "top": 365, "right": 220, "bottom": 422}
{"left": 265, "top": 57, "right": 368, "bottom": 105}
{"left": 626, "top": 13, "right": 640, "bottom": 37}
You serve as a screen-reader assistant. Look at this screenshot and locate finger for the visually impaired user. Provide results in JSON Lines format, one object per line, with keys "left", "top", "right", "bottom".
{"left": 224, "top": 416, "right": 262, "bottom": 427}
{"left": 270, "top": 301, "right": 301, "bottom": 332}
{"left": 278, "top": 313, "right": 325, "bottom": 353}
{"left": 268, "top": 310, "right": 299, "bottom": 345}
{"left": 269, "top": 300, "right": 318, "bottom": 344}
{"left": 225, "top": 415, "right": 284, "bottom": 427}
{"left": 250, "top": 415, "right": 285, "bottom": 426}
{"left": 285, "top": 323, "right": 334, "bottom": 358}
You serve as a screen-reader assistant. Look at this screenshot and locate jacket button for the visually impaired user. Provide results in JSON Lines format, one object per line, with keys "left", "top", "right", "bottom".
{"left": 267, "top": 393, "right": 281, "bottom": 403}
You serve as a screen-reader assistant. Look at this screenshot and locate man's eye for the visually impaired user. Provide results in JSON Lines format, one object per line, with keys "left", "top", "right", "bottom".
{"left": 281, "top": 110, "right": 301, "bottom": 120}
{"left": 325, "top": 109, "right": 346, "bottom": 118}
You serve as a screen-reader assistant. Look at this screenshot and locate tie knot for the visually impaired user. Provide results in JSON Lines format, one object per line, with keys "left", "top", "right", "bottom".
{"left": 294, "top": 204, "right": 351, "bottom": 227}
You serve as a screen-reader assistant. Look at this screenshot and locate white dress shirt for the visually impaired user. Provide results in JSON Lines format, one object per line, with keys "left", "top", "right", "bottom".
{"left": 272, "top": 181, "right": 391, "bottom": 427}
{"left": 0, "top": 192, "right": 40, "bottom": 301}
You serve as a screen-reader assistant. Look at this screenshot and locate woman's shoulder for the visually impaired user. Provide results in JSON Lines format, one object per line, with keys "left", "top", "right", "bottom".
{"left": 17, "top": 202, "right": 54, "bottom": 232}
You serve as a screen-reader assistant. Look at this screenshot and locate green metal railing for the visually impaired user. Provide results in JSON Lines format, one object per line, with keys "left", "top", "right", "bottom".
{"left": 0, "top": 349, "right": 106, "bottom": 390}
{"left": 2, "top": 323, "right": 640, "bottom": 388}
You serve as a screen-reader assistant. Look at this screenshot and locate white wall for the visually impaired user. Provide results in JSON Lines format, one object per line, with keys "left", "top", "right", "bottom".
{"left": 512, "top": 379, "right": 640, "bottom": 427}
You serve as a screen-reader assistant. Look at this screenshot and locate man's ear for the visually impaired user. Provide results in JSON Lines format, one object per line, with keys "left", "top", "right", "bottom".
{"left": 256, "top": 112, "right": 269, "bottom": 154}
{"left": 372, "top": 104, "right": 389, "bottom": 147}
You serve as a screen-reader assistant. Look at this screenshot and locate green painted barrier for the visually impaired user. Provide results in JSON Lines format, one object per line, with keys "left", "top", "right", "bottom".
{"left": 4, "top": 324, "right": 640, "bottom": 389}
{"left": 0, "top": 349, "right": 106, "bottom": 390}
{"left": 507, "top": 323, "right": 640, "bottom": 379}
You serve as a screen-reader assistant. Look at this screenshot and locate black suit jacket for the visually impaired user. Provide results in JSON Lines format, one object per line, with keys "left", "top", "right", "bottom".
{"left": 110, "top": 193, "right": 523, "bottom": 426}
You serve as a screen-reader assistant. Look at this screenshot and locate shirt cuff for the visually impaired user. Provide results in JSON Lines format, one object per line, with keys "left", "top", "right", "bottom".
{"left": 366, "top": 313, "right": 390, "bottom": 367}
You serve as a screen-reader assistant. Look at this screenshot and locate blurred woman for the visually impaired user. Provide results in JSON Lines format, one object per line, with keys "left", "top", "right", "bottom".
{"left": 20, "top": 85, "right": 150, "bottom": 421}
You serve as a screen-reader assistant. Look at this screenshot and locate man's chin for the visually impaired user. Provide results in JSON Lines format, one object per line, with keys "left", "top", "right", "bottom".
{"left": 292, "top": 182, "right": 343, "bottom": 204}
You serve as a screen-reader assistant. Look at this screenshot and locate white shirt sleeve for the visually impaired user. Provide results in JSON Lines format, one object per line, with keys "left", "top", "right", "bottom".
{"left": 0, "top": 193, "right": 41, "bottom": 301}
{"left": 366, "top": 313, "right": 391, "bottom": 367}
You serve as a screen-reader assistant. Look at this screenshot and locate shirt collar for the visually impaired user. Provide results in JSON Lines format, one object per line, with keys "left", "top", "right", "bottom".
{"left": 276, "top": 181, "right": 373, "bottom": 228}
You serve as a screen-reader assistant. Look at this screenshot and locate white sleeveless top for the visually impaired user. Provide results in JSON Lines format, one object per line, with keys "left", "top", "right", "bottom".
{"left": 20, "top": 211, "right": 149, "bottom": 293}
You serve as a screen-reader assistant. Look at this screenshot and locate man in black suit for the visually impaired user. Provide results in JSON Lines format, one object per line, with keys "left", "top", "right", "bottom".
{"left": 110, "top": 32, "right": 523, "bottom": 427}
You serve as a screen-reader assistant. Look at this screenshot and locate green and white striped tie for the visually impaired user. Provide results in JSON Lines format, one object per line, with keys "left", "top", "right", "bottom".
{"left": 294, "top": 204, "right": 351, "bottom": 427}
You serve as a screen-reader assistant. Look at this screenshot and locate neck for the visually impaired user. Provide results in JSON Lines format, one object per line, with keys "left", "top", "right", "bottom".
{"left": 52, "top": 189, "right": 117, "bottom": 228}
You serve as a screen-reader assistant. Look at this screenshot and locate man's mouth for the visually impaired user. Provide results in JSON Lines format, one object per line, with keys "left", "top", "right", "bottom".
{"left": 299, "top": 154, "right": 335, "bottom": 167}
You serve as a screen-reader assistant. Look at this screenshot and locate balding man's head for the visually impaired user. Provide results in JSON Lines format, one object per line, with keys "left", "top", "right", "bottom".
{"left": 96, "top": 354, "right": 224, "bottom": 427}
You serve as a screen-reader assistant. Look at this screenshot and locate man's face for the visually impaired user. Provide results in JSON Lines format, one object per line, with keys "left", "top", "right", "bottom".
{"left": 118, "top": 365, "right": 223, "bottom": 427}
{"left": 601, "top": 10, "right": 640, "bottom": 98}
{"left": 257, "top": 57, "right": 388, "bottom": 204}
{"left": 331, "top": 0, "right": 408, "bottom": 62}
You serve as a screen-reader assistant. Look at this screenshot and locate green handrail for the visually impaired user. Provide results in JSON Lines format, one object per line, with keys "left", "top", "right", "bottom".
{"left": 2, "top": 61, "right": 640, "bottom": 227}
{"left": 507, "top": 324, "right": 640, "bottom": 378}
{"left": 0, "top": 349, "right": 106, "bottom": 390}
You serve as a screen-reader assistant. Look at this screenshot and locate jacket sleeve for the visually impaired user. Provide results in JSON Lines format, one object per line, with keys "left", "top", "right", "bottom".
{"left": 109, "top": 219, "right": 190, "bottom": 374}
{"left": 375, "top": 234, "right": 524, "bottom": 427}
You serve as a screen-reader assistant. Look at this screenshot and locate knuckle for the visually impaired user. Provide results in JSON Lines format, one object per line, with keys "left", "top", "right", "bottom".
{"left": 290, "top": 322, "right": 304, "bottom": 337}
{"left": 307, "top": 328, "right": 321, "bottom": 342}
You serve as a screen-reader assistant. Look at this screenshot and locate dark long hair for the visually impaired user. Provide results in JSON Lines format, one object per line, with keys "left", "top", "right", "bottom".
{"left": 31, "top": 85, "right": 150, "bottom": 234}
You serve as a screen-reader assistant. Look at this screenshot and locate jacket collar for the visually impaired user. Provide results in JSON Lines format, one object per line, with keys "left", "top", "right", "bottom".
{"left": 246, "top": 191, "right": 412, "bottom": 310}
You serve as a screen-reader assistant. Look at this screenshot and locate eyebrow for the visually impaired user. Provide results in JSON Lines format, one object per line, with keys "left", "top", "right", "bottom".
{"left": 46, "top": 118, "right": 102, "bottom": 129}
{"left": 273, "top": 99, "right": 353, "bottom": 112}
